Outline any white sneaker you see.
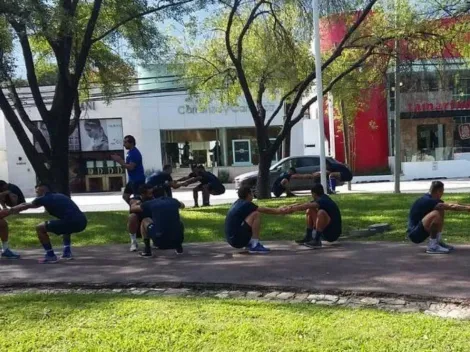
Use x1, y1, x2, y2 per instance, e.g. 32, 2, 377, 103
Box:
426, 244, 450, 254
130, 242, 138, 252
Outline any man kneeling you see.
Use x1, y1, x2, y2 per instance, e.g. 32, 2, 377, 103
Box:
225, 186, 287, 254
131, 186, 185, 257
407, 181, 470, 254
282, 184, 342, 248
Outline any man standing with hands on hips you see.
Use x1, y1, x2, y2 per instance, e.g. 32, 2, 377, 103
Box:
112, 135, 145, 204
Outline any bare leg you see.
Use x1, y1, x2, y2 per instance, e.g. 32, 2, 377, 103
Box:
140, 218, 153, 256
421, 210, 443, 240
0, 219, 19, 257
245, 211, 261, 240
127, 213, 140, 250
202, 185, 210, 206
316, 210, 331, 233
296, 209, 317, 244
0, 218, 8, 243
281, 179, 295, 197
36, 222, 56, 261
123, 193, 131, 205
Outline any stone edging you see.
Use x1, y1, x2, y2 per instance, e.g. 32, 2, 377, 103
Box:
1, 287, 470, 320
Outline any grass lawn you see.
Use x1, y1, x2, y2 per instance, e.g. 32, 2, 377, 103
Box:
6, 193, 470, 249
2, 293, 470, 351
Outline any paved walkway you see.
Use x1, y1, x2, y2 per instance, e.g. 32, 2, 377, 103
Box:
2, 241, 470, 301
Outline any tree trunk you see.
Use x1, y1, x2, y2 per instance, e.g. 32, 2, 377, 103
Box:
340, 100, 352, 191
282, 128, 291, 158
256, 150, 272, 199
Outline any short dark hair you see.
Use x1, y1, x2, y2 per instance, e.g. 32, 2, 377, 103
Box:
237, 186, 252, 200
138, 183, 153, 195
153, 186, 166, 198
35, 183, 51, 191
311, 183, 325, 196
289, 167, 297, 173
124, 135, 136, 146
163, 164, 172, 171
430, 181, 444, 194
0, 180, 6, 187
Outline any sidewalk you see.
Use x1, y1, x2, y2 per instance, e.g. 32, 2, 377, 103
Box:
2, 241, 470, 301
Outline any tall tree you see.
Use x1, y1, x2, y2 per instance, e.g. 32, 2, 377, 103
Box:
175, 0, 452, 198
0, 0, 202, 195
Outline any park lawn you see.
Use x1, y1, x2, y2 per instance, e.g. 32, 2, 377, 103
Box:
6, 193, 470, 249
1, 293, 470, 351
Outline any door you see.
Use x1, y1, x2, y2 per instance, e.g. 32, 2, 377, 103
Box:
232, 139, 252, 166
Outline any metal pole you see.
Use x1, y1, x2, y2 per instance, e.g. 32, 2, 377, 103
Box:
328, 92, 335, 158
393, 0, 401, 193
313, 0, 328, 191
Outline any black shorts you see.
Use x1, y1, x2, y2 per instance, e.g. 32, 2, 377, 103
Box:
124, 180, 145, 196
272, 185, 285, 198
321, 223, 341, 242
228, 222, 253, 249
146, 222, 184, 249
340, 170, 353, 182
209, 183, 225, 195
45, 216, 88, 235
407, 222, 429, 244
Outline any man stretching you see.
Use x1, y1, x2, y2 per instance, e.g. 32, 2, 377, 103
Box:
112, 135, 146, 204
407, 181, 469, 254
183, 167, 225, 207
127, 184, 154, 251
131, 186, 185, 257
0, 180, 26, 209
225, 186, 287, 254
313, 162, 353, 194
282, 184, 342, 248
7, 184, 87, 263
0, 210, 20, 259
272, 167, 315, 198
146, 165, 183, 198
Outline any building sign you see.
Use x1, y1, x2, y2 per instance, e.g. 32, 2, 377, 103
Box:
458, 123, 470, 140
177, 104, 276, 115
79, 118, 123, 152
406, 100, 470, 113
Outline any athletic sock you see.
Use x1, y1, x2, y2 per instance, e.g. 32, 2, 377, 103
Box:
2, 241, 9, 251
130, 233, 137, 243
437, 232, 442, 242
306, 228, 313, 239
42, 242, 55, 257
249, 239, 259, 248
63, 234, 71, 247
314, 231, 323, 241
329, 178, 337, 192
428, 238, 438, 248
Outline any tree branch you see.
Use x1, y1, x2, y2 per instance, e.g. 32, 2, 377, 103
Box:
286, 0, 378, 121
237, 0, 269, 60
73, 0, 103, 89
69, 95, 82, 135
9, 21, 50, 121
6, 82, 52, 157
265, 82, 302, 128
91, 0, 195, 44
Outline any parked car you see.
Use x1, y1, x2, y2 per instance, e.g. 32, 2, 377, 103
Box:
234, 155, 351, 196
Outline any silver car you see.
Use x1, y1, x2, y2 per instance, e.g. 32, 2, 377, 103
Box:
234, 155, 350, 196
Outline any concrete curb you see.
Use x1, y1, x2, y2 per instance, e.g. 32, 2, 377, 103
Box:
2, 285, 470, 320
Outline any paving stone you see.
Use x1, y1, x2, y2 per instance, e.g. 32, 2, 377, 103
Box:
165, 288, 191, 295
293, 293, 309, 301
264, 291, 281, 300
336, 298, 349, 305
323, 295, 339, 303
360, 297, 380, 305
380, 298, 406, 305
277, 292, 295, 300
228, 291, 246, 298
308, 294, 326, 301
316, 300, 335, 306
246, 291, 263, 299
215, 293, 229, 299
405, 302, 429, 311
397, 307, 420, 313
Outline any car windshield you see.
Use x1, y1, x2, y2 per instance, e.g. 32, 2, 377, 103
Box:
269, 159, 288, 171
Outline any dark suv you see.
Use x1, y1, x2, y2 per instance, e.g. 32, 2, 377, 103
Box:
234, 155, 350, 195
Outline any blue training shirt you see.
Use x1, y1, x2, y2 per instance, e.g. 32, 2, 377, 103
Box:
225, 199, 258, 242
407, 193, 443, 231
141, 197, 182, 234
315, 194, 342, 234
32, 193, 84, 220
126, 147, 145, 183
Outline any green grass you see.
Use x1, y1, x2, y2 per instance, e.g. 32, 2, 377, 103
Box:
7, 193, 470, 248
2, 293, 470, 351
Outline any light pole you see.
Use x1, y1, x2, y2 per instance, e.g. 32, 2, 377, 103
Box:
393, 0, 401, 193
312, 0, 328, 191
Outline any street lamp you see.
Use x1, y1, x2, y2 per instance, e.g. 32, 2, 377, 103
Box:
312, 0, 328, 191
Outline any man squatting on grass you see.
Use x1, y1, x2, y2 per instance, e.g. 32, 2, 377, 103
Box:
271, 167, 317, 198
282, 183, 342, 249
127, 184, 155, 252
225, 186, 289, 254
183, 166, 226, 207
407, 181, 470, 254
0, 180, 26, 209
0, 184, 87, 263
130, 185, 185, 257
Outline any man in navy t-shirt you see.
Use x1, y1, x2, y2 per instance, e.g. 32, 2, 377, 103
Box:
127, 183, 154, 252
225, 186, 287, 254
111, 135, 146, 204
271, 167, 316, 198
7, 184, 87, 263
0, 180, 26, 209
282, 183, 342, 249
146, 165, 184, 198
130, 186, 185, 257
407, 181, 470, 254
183, 166, 226, 207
